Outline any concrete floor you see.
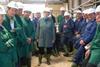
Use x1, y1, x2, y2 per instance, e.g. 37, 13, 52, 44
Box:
31, 54, 72, 67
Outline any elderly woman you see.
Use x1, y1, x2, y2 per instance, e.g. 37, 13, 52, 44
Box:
36, 7, 55, 66
0, 5, 17, 67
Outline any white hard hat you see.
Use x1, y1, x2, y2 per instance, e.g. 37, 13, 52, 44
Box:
44, 7, 50, 12
60, 7, 65, 11
64, 12, 71, 16
16, 2, 23, 9
83, 9, 88, 14
23, 6, 31, 12
95, 5, 100, 13
0, 5, 6, 14
74, 10, 82, 13
87, 8, 95, 14
7, 1, 18, 9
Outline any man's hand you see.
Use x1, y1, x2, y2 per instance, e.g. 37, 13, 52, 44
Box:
85, 50, 90, 59
52, 40, 55, 44
27, 38, 32, 44
80, 40, 85, 45
36, 39, 39, 42
76, 34, 80, 38
75, 32, 79, 35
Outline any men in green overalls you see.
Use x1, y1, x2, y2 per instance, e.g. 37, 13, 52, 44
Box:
15, 2, 28, 67
22, 7, 35, 67
49, 8, 56, 23
57, 7, 66, 52
86, 5, 100, 67
57, 7, 65, 32
0, 4, 17, 67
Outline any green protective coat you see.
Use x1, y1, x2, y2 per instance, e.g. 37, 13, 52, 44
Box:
0, 26, 17, 67
36, 17, 55, 48
14, 15, 28, 58
3, 14, 22, 39
3, 14, 23, 63
57, 15, 64, 32
21, 17, 35, 57
89, 22, 100, 65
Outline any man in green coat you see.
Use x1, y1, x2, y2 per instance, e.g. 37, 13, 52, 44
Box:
86, 5, 100, 67
22, 7, 35, 67
15, 2, 29, 67
3, 1, 22, 67
57, 7, 65, 32
0, 4, 17, 67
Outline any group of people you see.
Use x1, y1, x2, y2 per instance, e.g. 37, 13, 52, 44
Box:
0, 1, 56, 67
57, 6, 100, 67
0, 1, 36, 67
0, 1, 100, 67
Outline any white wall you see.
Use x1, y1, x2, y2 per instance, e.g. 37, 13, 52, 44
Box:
0, 0, 9, 4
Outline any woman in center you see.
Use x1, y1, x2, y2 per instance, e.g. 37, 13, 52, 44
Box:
36, 7, 55, 66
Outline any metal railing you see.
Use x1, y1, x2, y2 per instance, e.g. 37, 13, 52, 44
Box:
70, 0, 100, 11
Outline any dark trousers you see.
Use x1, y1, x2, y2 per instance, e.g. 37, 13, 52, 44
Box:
53, 33, 61, 55
38, 47, 52, 65
61, 36, 73, 53
38, 47, 53, 55
18, 55, 31, 67
73, 42, 85, 65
